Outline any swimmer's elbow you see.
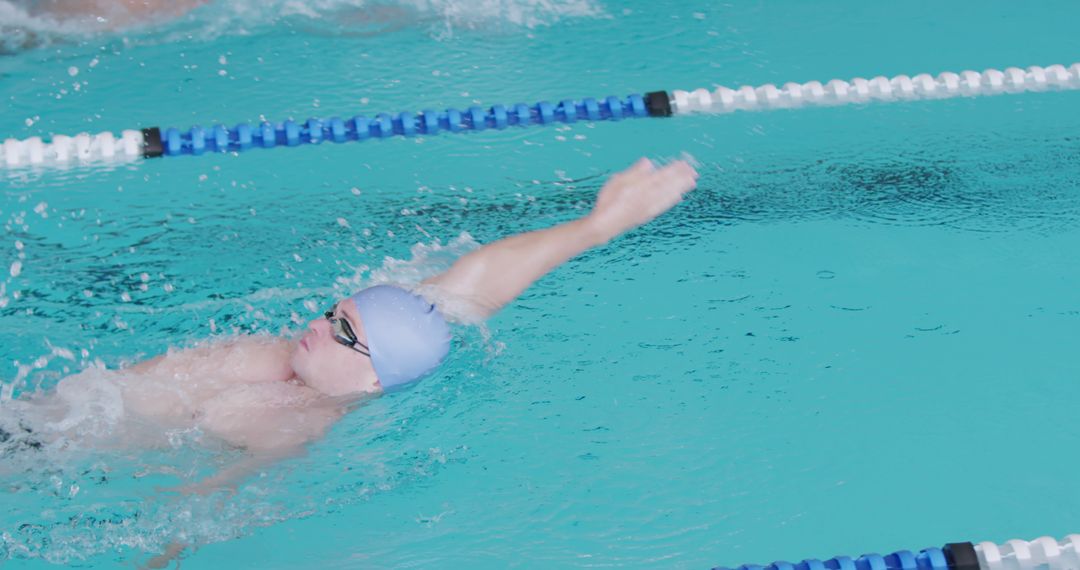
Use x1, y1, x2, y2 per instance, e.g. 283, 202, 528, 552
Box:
416, 281, 500, 324
422, 259, 497, 319
421, 248, 545, 319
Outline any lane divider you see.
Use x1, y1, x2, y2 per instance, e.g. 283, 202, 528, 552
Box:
712, 535, 1080, 570
2, 63, 1077, 169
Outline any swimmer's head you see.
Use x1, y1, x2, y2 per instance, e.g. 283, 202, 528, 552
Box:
291, 285, 451, 396
291, 297, 380, 397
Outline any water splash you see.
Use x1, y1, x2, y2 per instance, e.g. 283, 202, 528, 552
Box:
0, 1, 95, 54
364, 231, 478, 286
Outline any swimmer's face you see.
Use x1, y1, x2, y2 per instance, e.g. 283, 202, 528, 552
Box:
290, 299, 381, 397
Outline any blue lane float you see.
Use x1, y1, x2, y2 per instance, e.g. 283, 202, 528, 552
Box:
712, 535, 1080, 570
141, 93, 659, 159
715, 546, 949, 570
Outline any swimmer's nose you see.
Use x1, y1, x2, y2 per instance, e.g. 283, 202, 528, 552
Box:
307, 318, 328, 336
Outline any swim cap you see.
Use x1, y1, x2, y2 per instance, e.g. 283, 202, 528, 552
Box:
349, 285, 451, 389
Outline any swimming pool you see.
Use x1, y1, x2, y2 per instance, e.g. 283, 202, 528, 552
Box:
2, 0, 1080, 567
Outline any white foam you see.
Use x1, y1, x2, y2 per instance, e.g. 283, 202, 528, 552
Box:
0, 1, 95, 53
365, 231, 480, 287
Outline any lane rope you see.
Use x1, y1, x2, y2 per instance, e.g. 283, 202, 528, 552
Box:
712, 535, 1080, 570
2, 63, 1077, 169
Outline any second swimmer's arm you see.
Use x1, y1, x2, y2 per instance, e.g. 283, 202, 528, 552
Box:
422, 158, 698, 319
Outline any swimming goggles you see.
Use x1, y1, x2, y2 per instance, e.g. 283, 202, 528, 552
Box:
325, 304, 371, 357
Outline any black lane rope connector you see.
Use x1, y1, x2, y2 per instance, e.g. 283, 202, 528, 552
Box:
141, 127, 163, 158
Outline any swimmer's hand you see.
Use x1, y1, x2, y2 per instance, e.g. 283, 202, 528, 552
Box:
585, 158, 699, 243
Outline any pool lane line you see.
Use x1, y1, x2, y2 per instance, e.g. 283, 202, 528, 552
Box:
711, 535, 1080, 570
2, 62, 1077, 169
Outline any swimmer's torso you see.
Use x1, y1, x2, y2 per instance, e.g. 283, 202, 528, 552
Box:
49, 336, 342, 451
116, 336, 296, 422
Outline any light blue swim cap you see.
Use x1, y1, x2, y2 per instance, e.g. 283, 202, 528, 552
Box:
348, 285, 450, 390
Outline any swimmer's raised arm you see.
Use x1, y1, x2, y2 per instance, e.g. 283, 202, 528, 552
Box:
422, 158, 698, 319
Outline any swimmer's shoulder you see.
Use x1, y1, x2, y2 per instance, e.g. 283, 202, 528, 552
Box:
216, 335, 295, 383
124, 334, 295, 383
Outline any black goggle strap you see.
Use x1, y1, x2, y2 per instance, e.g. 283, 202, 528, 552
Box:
325, 308, 371, 356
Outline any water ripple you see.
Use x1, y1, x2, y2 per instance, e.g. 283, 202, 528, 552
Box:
682, 134, 1080, 235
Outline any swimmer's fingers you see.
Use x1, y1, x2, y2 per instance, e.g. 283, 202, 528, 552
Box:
654, 160, 699, 195
603, 159, 696, 202
156, 480, 237, 497
154, 483, 200, 496
627, 157, 657, 176
640, 160, 699, 214
154, 484, 182, 496
602, 157, 657, 191
141, 541, 190, 570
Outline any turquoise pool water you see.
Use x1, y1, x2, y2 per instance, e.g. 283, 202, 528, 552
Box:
2, 0, 1080, 567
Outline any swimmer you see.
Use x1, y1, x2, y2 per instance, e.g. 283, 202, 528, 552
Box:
27, 0, 209, 28
1, 0, 210, 53
5, 0, 423, 53
3, 158, 698, 493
